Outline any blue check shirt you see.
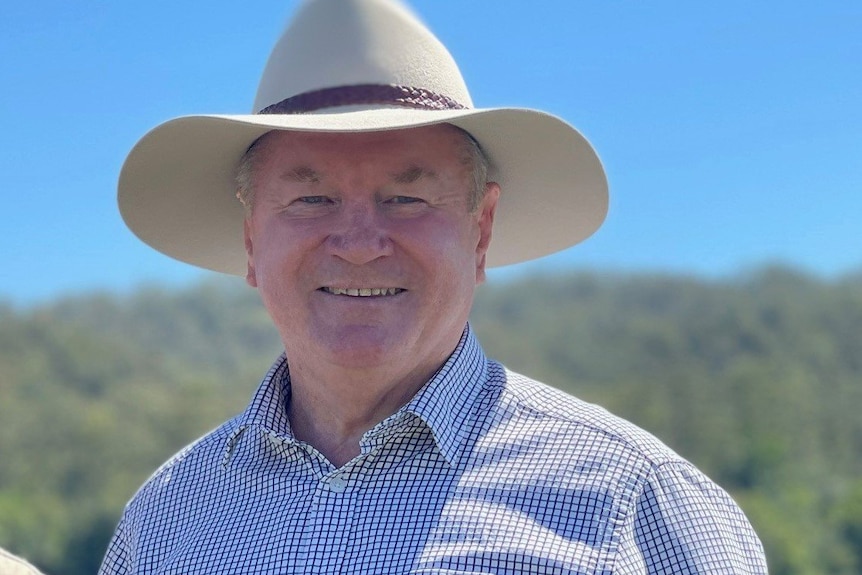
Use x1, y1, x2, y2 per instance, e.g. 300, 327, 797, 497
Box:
99, 326, 767, 574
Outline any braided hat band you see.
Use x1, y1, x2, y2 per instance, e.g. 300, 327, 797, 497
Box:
258, 84, 469, 114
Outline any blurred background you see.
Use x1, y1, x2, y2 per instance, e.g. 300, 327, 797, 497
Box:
1, 1, 860, 573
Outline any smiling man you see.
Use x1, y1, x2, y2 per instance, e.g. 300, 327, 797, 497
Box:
239, 127, 498, 467
100, 0, 767, 573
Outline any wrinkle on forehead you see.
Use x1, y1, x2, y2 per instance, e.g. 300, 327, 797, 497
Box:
275, 163, 442, 190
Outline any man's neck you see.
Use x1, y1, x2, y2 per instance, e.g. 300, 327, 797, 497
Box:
285, 360, 442, 468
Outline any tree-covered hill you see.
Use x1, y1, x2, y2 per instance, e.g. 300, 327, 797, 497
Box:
1, 266, 861, 574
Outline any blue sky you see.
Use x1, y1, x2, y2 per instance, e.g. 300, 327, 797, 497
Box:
1, 1, 859, 305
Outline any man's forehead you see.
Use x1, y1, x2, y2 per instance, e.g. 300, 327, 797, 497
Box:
251, 124, 470, 175
279, 163, 437, 185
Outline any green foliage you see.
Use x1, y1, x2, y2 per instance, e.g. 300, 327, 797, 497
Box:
1, 267, 861, 574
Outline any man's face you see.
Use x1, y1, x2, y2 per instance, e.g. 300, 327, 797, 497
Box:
243, 125, 498, 380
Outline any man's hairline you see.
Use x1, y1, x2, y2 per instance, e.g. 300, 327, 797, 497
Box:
234, 124, 491, 215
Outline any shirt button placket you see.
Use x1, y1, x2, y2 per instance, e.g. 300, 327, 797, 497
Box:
307, 470, 354, 574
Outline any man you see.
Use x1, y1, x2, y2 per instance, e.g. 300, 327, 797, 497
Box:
101, 0, 767, 573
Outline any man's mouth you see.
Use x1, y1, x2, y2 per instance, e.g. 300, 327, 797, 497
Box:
320, 287, 405, 297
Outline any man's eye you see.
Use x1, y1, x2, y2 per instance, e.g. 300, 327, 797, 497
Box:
388, 196, 422, 204
298, 196, 331, 204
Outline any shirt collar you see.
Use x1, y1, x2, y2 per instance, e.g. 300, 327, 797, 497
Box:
226, 324, 490, 467
231, 353, 293, 437
398, 324, 489, 466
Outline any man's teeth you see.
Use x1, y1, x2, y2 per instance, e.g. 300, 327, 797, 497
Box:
324, 287, 403, 297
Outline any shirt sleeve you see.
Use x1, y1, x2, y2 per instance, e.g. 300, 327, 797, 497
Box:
615, 460, 768, 574
97, 516, 131, 575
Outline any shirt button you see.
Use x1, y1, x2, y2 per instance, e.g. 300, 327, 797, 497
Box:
326, 475, 347, 493
267, 432, 282, 446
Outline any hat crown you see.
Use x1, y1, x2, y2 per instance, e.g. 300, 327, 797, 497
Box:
253, 0, 474, 113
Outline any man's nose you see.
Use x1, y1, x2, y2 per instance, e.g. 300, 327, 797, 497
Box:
325, 201, 394, 264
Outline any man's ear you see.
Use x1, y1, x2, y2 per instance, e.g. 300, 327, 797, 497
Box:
475, 182, 500, 284
244, 218, 258, 288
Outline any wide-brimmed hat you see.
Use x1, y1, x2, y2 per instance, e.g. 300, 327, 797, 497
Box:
119, 0, 608, 274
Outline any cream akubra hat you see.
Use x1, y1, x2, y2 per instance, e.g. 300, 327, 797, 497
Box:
118, 0, 608, 274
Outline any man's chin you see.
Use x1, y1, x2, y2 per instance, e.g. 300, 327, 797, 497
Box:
311, 327, 407, 368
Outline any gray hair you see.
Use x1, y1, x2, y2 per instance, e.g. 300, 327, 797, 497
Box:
235, 126, 490, 214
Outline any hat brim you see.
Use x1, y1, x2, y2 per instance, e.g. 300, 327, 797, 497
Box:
118, 107, 608, 274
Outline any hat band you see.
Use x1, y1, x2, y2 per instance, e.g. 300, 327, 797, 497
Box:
257, 84, 469, 114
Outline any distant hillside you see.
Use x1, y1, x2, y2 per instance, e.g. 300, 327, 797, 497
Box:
1, 266, 861, 575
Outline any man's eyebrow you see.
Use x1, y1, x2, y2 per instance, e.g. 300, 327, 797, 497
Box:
391, 165, 436, 184
281, 166, 321, 183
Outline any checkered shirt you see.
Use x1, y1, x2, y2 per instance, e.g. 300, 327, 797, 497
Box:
99, 326, 767, 574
